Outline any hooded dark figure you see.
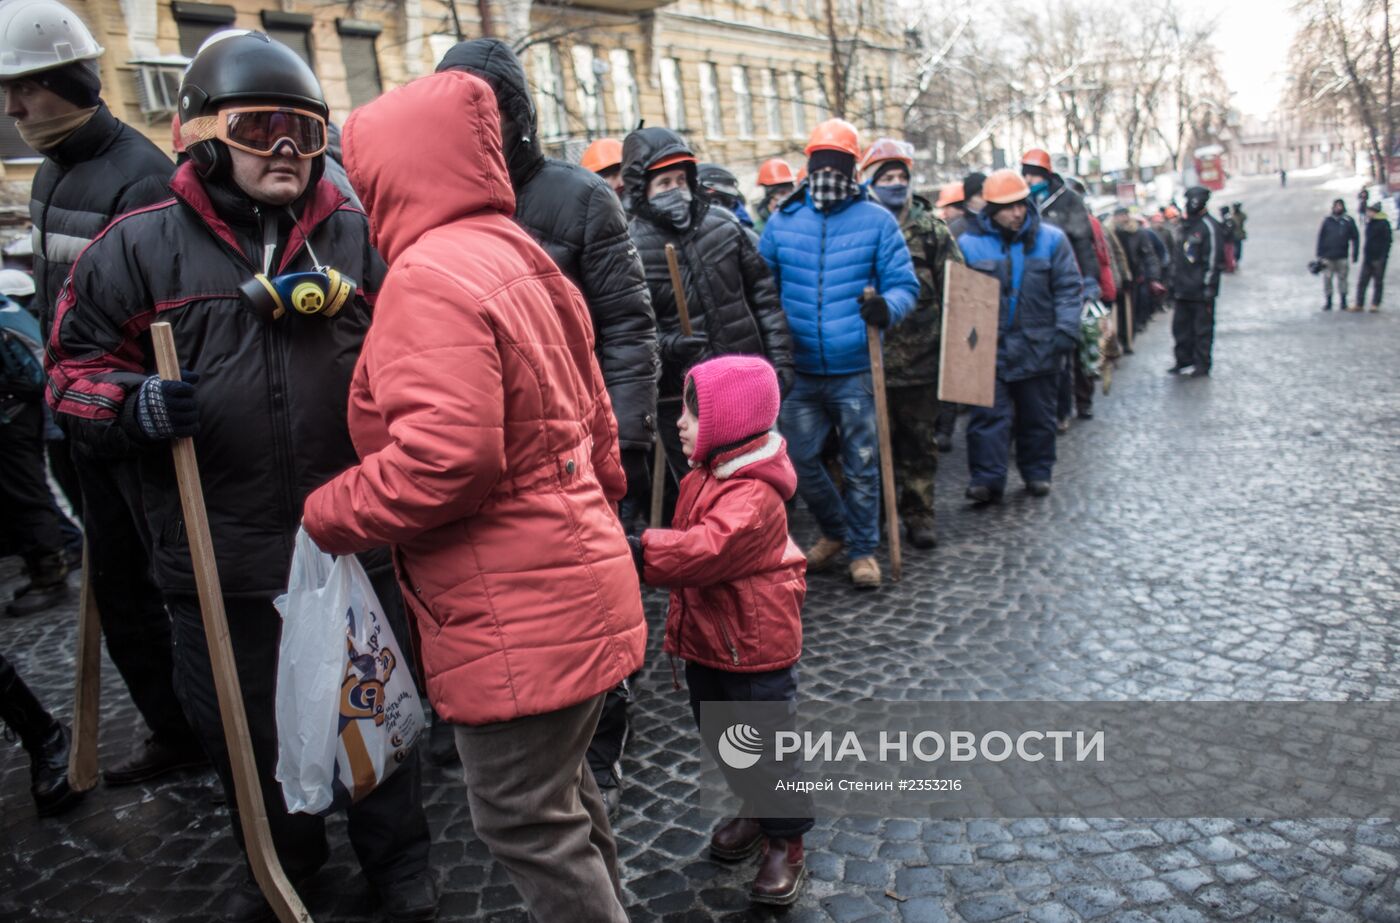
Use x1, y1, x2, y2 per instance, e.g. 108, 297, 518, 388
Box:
622, 128, 793, 481
1167, 186, 1226, 376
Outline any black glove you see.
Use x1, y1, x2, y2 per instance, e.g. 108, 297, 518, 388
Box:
668, 332, 709, 365
776, 365, 796, 399
1054, 331, 1079, 357
627, 534, 646, 582
130, 372, 199, 441
859, 291, 891, 328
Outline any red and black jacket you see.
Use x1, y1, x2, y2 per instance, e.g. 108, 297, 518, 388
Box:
47, 162, 385, 598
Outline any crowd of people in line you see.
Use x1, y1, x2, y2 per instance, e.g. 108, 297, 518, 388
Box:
0, 4, 1250, 920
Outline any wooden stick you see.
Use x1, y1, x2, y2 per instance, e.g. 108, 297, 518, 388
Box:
150, 323, 311, 923
650, 244, 696, 527
67, 541, 100, 792
864, 288, 901, 582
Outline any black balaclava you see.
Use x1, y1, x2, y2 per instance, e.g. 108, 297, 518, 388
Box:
962, 171, 986, 209
1184, 186, 1210, 217
869, 160, 909, 214
34, 60, 102, 108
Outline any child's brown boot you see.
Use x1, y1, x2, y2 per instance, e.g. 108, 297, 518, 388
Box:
750, 835, 806, 906
709, 817, 763, 861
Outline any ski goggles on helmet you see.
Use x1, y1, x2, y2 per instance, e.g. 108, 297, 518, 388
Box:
181, 106, 327, 159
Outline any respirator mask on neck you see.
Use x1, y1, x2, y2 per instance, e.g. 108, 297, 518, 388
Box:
238, 207, 358, 321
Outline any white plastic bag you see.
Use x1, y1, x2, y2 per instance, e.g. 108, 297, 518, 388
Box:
274, 527, 423, 815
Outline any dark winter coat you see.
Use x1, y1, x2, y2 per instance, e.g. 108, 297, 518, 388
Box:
47, 164, 385, 598
437, 38, 658, 451
1036, 174, 1101, 299
28, 104, 173, 335
1364, 215, 1393, 263
884, 194, 964, 387
622, 128, 792, 399
1169, 212, 1226, 302
1317, 213, 1360, 261
1114, 224, 1162, 285
956, 204, 1083, 382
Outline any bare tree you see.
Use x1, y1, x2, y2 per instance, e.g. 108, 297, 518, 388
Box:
1289, 0, 1397, 182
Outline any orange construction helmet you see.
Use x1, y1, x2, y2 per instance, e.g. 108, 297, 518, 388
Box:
648, 151, 698, 172
805, 118, 862, 158
859, 138, 915, 178
982, 169, 1031, 205
935, 181, 965, 208
581, 138, 623, 174
757, 158, 796, 187
1021, 148, 1053, 172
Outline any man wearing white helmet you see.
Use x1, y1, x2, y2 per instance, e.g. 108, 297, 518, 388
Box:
1, 0, 206, 785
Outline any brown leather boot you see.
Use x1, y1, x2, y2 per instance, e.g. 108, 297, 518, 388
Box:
750, 836, 806, 906
709, 816, 763, 861
804, 537, 844, 573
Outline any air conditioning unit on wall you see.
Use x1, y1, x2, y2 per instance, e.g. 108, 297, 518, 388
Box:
130, 58, 190, 118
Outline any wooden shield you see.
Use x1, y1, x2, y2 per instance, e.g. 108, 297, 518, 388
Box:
938, 261, 1001, 408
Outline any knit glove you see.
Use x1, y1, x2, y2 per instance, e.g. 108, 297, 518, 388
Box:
1054, 331, 1079, 357
131, 373, 199, 441
859, 291, 891, 328
667, 332, 709, 365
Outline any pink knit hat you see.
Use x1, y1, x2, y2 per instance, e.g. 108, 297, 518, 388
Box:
684, 355, 781, 462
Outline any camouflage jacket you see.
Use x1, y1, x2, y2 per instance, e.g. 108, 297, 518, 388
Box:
884, 194, 964, 388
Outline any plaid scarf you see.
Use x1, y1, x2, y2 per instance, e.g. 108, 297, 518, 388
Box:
809, 170, 855, 212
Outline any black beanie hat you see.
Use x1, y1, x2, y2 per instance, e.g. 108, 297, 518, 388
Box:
962, 171, 986, 198
871, 160, 908, 185
807, 148, 856, 179
34, 60, 102, 109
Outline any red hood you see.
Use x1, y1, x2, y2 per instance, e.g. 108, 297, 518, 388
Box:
708, 433, 797, 500
342, 70, 515, 265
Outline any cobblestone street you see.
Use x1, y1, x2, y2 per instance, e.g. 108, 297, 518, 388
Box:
4, 168, 1400, 922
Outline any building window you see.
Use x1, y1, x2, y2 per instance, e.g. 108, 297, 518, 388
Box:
731, 66, 754, 140
260, 11, 314, 69
660, 57, 688, 130
337, 20, 383, 109
699, 62, 723, 139
788, 72, 807, 139
532, 44, 568, 141
571, 44, 605, 136
170, 1, 236, 57
610, 49, 639, 133
761, 68, 783, 139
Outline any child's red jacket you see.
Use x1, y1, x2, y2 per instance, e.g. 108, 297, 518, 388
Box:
642, 432, 806, 672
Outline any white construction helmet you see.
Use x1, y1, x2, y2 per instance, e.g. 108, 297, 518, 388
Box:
0, 268, 36, 298
0, 0, 104, 79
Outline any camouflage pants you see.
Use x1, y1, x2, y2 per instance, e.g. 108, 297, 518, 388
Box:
887, 384, 940, 527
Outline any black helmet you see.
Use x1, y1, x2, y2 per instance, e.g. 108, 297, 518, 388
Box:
179, 32, 326, 178
697, 163, 742, 201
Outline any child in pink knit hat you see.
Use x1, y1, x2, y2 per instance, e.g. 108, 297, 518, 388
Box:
630, 354, 813, 906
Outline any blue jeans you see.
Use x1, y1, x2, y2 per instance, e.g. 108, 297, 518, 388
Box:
780, 371, 880, 558
966, 372, 1058, 491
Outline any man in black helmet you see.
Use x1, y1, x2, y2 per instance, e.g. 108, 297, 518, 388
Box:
47, 33, 434, 923
1, 0, 209, 784
436, 37, 658, 818
1167, 185, 1226, 377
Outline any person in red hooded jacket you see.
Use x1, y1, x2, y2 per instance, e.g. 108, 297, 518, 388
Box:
632, 354, 813, 907
301, 69, 645, 922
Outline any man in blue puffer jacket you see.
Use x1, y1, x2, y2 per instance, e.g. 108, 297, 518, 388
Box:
760, 119, 919, 589
956, 169, 1082, 503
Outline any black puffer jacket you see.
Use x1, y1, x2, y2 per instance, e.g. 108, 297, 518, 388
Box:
47, 163, 386, 597
1169, 212, 1226, 302
622, 128, 792, 399
1037, 175, 1101, 299
437, 39, 658, 451
28, 104, 174, 335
